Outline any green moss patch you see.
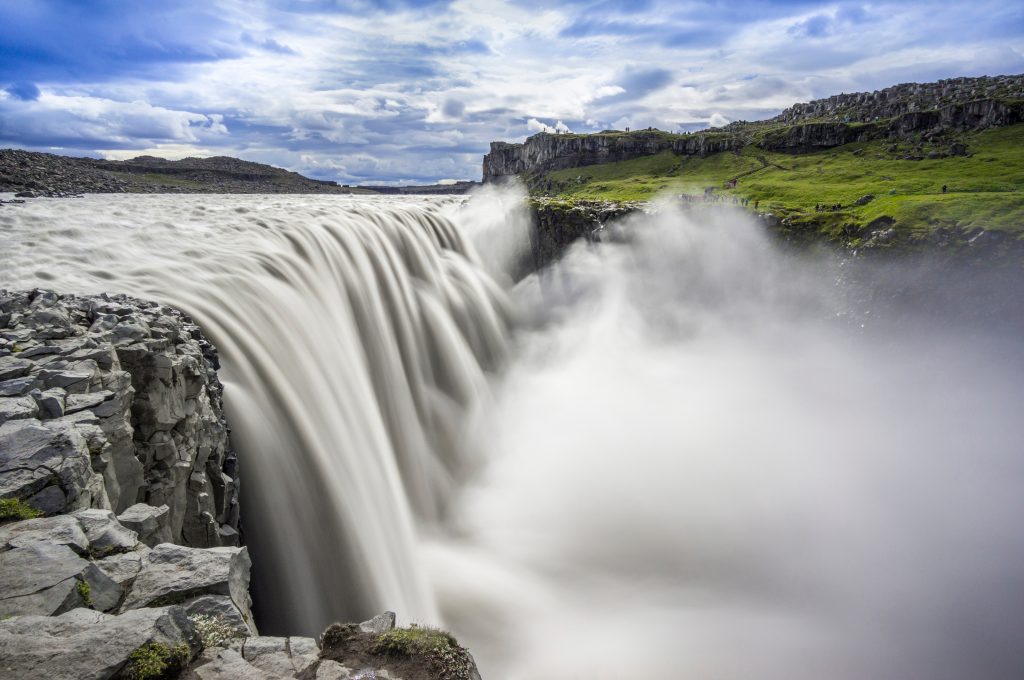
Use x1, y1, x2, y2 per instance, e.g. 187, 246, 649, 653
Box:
371, 626, 475, 680
123, 642, 190, 680
0, 498, 43, 524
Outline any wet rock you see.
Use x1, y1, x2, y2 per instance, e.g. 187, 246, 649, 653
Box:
854, 194, 875, 206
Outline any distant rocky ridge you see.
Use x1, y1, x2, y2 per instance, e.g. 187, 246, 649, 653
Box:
483, 74, 1024, 180
0, 149, 478, 198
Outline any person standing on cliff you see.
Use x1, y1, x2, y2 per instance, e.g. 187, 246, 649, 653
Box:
942, 184, 948, 193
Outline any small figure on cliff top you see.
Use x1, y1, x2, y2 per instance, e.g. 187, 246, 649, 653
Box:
942, 184, 948, 193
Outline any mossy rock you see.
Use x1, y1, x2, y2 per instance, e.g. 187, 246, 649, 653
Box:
121, 642, 190, 680
0, 498, 43, 524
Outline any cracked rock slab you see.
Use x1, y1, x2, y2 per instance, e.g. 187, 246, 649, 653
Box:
0, 605, 199, 680
121, 543, 252, 621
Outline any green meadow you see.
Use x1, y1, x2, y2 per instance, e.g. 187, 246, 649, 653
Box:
533, 123, 1024, 244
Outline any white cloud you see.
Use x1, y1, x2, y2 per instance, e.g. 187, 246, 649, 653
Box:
0, 92, 227, 146
708, 112, 730, 127
526, 118, 572, 134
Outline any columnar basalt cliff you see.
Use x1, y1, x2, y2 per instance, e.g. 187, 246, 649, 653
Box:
0, 290, 239, 546
482, 74, 1024, 181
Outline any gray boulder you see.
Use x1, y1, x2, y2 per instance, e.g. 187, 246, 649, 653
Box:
0, 514, 89, 554
0, 605, 199, 680
117, 502, 173, 547
238, 636, 319, 677
94, 548, 149, 587
359, 611, 396, 635
184, 594, 257, 636
73, 508, 139, 555
0, 395, 39, 424
183, 647, 279, 679
0, 418, 108, 515
121, 543, 253, 623
0, 542, 120, 617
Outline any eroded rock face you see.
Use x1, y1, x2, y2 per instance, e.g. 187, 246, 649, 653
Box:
0, 289, 239, 547
482, 130, 741, 180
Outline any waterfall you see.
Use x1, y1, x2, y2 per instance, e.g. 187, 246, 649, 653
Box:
6, 192, 1024, 679
0, 193, 514, 634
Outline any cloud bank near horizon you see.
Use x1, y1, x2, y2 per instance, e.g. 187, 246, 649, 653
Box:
1, 0, 1021, 184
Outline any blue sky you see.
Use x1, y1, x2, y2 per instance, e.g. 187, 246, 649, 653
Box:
1, 1, 1022, 184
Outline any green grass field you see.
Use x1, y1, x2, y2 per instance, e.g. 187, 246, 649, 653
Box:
534, 123, 1024, 244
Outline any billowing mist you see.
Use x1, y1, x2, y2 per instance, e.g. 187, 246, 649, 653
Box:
432, 203, 1024, 680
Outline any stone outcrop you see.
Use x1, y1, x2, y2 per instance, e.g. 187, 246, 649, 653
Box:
757, 121, 879, 151
0, 289, 240, 547
526, 198, 641, 273
774, 74, 1024, 126
483, 130, 742, 181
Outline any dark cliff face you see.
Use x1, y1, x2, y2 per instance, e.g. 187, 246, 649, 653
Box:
482, 131, 742, 181
775, 74, 1024, 125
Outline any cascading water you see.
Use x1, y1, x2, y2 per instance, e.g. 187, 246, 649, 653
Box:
0, 193, 515, 634
3, 191, 1023, 679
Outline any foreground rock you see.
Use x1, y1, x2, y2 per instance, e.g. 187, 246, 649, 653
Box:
0, 289, 240, 547
0, 606, 200, 680
182, 612, 481, 680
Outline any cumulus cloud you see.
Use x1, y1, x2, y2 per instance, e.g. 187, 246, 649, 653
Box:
708, 112, 730, 127
0, 92, 228, 148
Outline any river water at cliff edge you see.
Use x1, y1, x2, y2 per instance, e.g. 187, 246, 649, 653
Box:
2, 192, 1023, 679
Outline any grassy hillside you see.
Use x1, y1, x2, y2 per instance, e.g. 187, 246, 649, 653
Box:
533, 123, 1024, 246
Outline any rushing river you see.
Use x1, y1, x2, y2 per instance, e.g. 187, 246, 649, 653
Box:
1, 191, 1022, 679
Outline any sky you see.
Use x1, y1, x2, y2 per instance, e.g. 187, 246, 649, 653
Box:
1, 1, 1022, 185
